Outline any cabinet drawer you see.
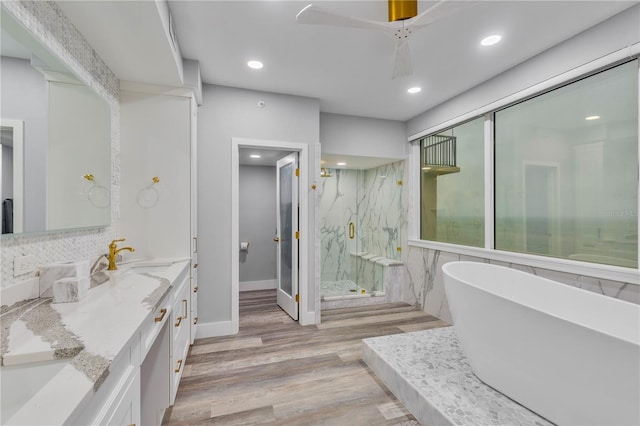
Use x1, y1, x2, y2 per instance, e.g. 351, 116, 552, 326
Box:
171, 284, 190, 347
141, 297, 171, 361
104, 369, 140, 426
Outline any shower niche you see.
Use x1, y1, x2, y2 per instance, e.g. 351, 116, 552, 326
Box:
320, 156, 405, 306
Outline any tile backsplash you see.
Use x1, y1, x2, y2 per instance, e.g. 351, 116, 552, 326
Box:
1, 1, 119, 289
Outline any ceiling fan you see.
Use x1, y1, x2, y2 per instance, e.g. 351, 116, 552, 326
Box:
296, 0, 454, 79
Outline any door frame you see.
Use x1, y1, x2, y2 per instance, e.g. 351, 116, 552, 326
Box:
231, 137, 317, 327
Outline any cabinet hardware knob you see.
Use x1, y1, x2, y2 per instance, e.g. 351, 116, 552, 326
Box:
175, 359, 183, 373
154, 308, 167, 323
274, 237, 280, 242
193, 286, 198, 293
175, 316, 182, 327
193, 263, 198, 269
193, 317, 198, 325
311, 183, 317, 190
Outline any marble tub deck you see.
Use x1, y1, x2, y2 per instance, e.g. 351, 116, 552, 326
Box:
362, 327, 552, 426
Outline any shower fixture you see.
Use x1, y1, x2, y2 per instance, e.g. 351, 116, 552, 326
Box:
320, 167, 332, 178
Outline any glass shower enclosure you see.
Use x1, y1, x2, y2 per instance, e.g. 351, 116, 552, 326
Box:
320, 159, 404, 300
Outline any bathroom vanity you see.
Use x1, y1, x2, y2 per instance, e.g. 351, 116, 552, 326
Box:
1, 259, 193, 425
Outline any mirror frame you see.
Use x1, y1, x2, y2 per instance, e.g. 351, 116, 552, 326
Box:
1, 119, 24, 233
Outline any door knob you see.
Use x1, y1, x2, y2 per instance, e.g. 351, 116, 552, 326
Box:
274, 237, 280, 242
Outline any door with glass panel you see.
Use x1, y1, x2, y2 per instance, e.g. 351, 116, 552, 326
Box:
275, 152, 299, 320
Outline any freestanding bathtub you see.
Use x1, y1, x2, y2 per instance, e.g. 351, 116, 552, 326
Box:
442, 261, 639, 426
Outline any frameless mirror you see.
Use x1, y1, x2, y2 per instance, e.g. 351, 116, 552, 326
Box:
1, 5, 111, 235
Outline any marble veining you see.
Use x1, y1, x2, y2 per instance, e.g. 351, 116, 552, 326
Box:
1, 260, 189, 425
52, 277, 90, 304
404, 246, 639, 324
363, 327, 553, 426
321, 161, 407, 301
1, 298, 84, 366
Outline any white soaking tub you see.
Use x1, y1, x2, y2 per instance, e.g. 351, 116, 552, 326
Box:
442, 261, 639, 426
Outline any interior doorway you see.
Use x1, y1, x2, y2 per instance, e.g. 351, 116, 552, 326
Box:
231, 138, 315, 329
523, 162, 560, 256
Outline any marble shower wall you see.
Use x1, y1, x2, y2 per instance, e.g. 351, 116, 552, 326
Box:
320, 160, 407, 284
404, 246, 640, 324
360, 161, 405, 260
1, 2, 119, 289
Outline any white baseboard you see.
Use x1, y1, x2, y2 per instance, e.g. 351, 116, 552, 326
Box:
240, 279, 277, 292
299, 310, 317, 326
195, 320, 238, 339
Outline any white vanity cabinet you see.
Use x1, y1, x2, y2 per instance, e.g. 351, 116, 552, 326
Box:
170, 272, 191, 404
104, 370, 141, 426
70, 326, 143, 426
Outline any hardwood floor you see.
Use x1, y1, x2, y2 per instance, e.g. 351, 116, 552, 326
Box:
163, 290, 448, 425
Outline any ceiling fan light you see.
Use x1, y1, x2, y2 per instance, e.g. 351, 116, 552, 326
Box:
388, 0, 417, 22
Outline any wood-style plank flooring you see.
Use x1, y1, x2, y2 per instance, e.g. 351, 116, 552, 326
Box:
163, 290, 448, 425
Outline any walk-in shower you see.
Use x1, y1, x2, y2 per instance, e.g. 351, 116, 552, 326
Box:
320, 156, 405, 303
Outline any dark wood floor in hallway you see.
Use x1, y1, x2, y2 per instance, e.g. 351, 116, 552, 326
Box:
163, 290, 449, 425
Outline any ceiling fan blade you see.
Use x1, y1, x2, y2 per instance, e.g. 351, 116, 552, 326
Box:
392, 39, 412, 79
296, 4, 392, 31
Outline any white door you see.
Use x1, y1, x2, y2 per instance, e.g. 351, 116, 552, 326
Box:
275, 152, 299, 320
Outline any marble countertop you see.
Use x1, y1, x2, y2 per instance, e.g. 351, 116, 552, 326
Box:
0, 258, 190, 425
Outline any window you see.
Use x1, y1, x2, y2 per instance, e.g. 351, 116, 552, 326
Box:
494, 61, 638, 268
420, 117, 484, 247
416, 60, 639, 271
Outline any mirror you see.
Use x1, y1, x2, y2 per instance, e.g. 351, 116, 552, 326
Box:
1, 5, 111, 235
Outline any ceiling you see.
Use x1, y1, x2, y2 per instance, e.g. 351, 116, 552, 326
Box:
57, 1, 637, 122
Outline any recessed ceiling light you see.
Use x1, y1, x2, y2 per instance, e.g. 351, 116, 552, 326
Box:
250, 154, 261, 158
408, 87, 422, 94
481, 34, 501, 46
585, 115, 600, 121
247, 60, 263, 69
337, 162, 347, 166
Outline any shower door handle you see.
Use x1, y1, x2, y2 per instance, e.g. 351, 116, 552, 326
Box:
349, 222, 355, 239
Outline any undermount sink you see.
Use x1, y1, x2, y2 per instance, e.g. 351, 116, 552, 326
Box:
0, 359, 69, 423
128, 264, 172, 275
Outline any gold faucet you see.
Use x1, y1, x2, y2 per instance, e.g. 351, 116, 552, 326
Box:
107, 238, 135, 270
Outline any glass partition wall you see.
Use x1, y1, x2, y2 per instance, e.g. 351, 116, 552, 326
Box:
320, 159, 403, 300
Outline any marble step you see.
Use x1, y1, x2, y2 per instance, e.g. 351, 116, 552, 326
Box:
362, 327, 553, 426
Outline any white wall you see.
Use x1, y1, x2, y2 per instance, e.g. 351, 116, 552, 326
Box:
407, 4, 640, 137
320, 112, 407, 158
0, 57, 47, 232
198, 84, 319, 326
120, 91, 191, 259
239, 165, 277, 285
